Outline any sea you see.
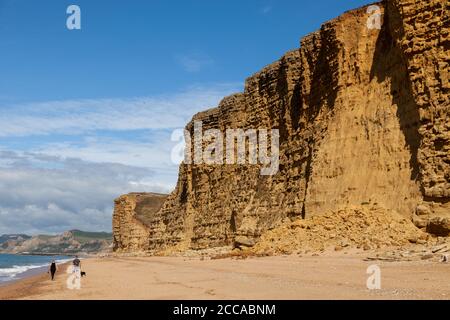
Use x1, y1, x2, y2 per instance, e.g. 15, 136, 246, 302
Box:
0, 254, 72, 284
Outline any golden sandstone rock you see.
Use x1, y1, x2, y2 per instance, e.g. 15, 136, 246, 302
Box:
113, 0, 449, 254
112, 193, 167, 253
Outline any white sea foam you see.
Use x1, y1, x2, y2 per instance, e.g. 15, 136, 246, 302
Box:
0, 264, 46, 280
0, 258, 72, 281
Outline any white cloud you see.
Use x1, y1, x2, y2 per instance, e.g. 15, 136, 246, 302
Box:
175, 53, 215, 73
0, 84, 241, 234
0, 151, 168, 235
261, 6, 272, 15
32, 134, 179, 188
0, 84, 238, 137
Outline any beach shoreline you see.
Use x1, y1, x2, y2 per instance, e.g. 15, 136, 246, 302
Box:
0, 254, 75, 287
0, 252, 449, 300
0, 265, 48, 287
0, 261, 71, 299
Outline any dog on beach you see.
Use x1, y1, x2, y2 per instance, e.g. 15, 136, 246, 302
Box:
81, 271, 86, 277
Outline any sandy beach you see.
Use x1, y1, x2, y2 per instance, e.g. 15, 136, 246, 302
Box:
0, 252, 449, 300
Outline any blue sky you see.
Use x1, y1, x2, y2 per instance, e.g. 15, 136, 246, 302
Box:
0, 0, 371, 234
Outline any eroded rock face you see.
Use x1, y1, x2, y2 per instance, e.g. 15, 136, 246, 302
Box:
113, 0, 449, 253
387, 0, 449, 199
427, 217, 450, 237
112, 193, 167, 252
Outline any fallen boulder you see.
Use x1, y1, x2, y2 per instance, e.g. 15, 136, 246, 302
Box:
426, 217, 450, 237
234, 236, 256, 249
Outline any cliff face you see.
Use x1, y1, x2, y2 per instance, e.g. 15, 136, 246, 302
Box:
113, 0, 449, 253
387, 0, 449, 201
113, 193, 168, 252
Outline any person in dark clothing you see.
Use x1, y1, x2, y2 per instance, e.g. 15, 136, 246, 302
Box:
73, 256, 81, 268
48, 260, 57, 280
72, 256, 81, 276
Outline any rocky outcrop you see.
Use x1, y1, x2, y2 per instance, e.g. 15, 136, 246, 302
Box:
112, 193, 168, 252
113, 0, 449, 253
251, 205, 428, 254
0, 234, 31, 245
387, 0, 449, 199
386, 0, 450, 233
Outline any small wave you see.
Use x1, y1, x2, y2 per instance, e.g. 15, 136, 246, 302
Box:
55, 258, 72, 264
0, 264, 45, 280
0, 259, 71, 282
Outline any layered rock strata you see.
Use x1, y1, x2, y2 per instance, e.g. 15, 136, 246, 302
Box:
113, 0, 449, 253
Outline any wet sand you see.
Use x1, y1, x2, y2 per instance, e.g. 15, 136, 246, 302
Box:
0, 253, 449, 300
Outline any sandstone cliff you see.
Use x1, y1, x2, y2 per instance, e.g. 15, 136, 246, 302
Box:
113, 0, 449, 253
113, 193, 168, 253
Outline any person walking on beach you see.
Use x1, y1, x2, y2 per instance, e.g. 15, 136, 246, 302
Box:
72, 255, 81, 278
67, 255, 82, 290
48, 260, 57, 280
